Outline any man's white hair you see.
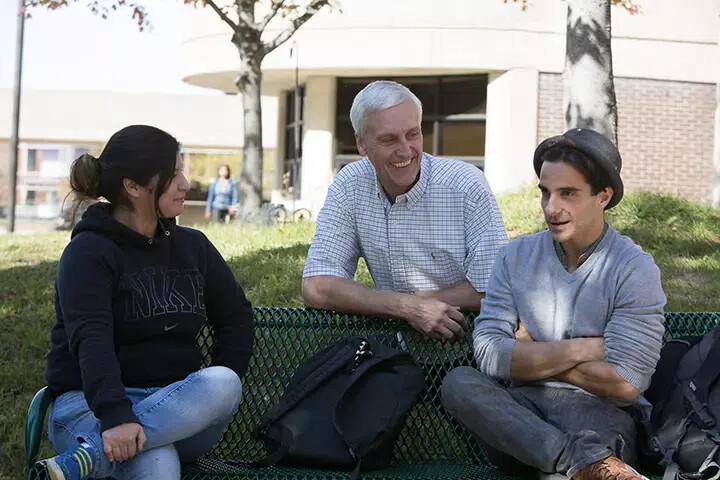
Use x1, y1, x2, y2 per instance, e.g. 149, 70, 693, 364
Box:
350, 80, 423, 138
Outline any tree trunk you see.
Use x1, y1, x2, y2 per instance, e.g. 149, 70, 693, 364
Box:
236, 55, 264, 220
563, 0, 618, 145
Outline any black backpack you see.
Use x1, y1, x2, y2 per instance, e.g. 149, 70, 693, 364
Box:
249, 336, 426, 479
643, 326, 720, 480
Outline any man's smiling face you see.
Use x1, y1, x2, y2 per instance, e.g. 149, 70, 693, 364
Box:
355, 100, 423, 198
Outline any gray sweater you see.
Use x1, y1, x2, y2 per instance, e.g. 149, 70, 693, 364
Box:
473, 226, 666, 394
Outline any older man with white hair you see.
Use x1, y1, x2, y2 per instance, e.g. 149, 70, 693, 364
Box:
302, 80, 507, 341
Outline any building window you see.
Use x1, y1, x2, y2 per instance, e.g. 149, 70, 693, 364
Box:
335, 75, 488, 170
26, 190, 36, 205
27, 149, 38, 172
283, 85, 305, 196
74, 147, 91, 159
182, 149, 243, 200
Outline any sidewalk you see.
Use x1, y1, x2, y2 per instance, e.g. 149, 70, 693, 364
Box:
0, 219, 60, 235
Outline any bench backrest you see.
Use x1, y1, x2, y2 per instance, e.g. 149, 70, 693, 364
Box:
198, 309, 720, 466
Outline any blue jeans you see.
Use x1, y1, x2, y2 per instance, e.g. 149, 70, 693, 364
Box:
442, 367, 637, 477
48, 366, 243, 480
211, 209, 230, 223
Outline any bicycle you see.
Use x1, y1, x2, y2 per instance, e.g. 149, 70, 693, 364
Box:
263, 203, 312, 224
231, 203, 312, 225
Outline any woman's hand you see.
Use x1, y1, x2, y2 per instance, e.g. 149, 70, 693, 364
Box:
102, 422, 147, 463
205, 211, 211, 220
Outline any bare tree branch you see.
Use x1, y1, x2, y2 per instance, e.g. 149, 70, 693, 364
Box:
264, 0, 330, 53
258, 0, 287, 31
203, 0, 240, 32
503, 0, 641, 14
26, 0, 151, 29
235, 0, 259, 30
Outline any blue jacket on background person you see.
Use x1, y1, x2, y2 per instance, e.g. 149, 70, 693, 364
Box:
205, 164, 239, 222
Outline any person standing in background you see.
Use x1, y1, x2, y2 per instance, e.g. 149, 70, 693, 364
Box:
205, 164, 239, 223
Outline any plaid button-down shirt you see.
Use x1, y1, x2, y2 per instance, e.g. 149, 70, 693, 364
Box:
303, 153, 508, 293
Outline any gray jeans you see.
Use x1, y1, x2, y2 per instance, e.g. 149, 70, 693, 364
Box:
442, 366, 637, 477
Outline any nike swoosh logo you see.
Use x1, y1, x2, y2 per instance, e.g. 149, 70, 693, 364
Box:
164, 323, 179, 331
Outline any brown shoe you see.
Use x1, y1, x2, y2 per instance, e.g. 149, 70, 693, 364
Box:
574, 456, 648, 480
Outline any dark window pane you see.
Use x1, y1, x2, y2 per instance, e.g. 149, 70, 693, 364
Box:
335, 75, 488, 159
285, 127, 296, 160
298, 124, 303, 157
440, 76, 488, 116
27, 149, 37, 171
336, 79, 368, 118
335, 120, 357, 155
283, 84, 306, 194
440, 121, 486, 157
283, 159, 301, 193
26, 190, 35, 205
298, 85, 306, 120
285, 90, 295, 124
399, 77, 438, 117
422, 121, 434, 154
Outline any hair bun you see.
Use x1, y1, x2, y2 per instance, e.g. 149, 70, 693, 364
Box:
69, 153, 102, 199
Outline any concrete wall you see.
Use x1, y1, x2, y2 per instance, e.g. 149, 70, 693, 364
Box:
178, 0, 719, 208
181, 0, 718, 93
0, 89, 277, 149
484, 69, 539, 195
299, 76, 336, 214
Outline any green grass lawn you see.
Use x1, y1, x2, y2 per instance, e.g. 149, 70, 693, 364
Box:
1, 190, 719, 479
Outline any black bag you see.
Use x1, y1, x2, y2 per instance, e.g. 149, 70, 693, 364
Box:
643, 326, 720, 480
250, 336, 425, 479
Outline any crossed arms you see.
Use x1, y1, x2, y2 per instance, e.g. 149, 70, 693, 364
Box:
510, 324, 642, 403
474, 248, 666, 405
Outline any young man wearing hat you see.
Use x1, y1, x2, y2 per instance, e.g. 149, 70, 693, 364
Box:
441, 128, 667, 480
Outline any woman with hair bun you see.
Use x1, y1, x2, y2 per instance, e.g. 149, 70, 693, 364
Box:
36, 125, 254, 480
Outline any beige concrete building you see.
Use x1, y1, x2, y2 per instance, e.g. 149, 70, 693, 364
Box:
0, 89, 277, 219
181, 0, 719, 214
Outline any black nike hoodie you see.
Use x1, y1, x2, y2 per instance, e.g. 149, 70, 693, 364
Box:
45, 203, 254, 432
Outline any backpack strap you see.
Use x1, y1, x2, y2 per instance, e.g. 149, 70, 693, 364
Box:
226, 424, 294, 469
248, 338, 368, 470
647, 337, 702, 408
696, 445, 720, 480
662, 462, 681, 480
685, 328, 720, 433
659, 417, 691, 466
333, 344, 423, 478
254, 339, 360, 435
348, 457, 362, 480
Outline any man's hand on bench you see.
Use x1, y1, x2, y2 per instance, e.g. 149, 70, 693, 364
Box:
302, 276, 469, 342
404, 296, 468, 342
102, 422, 147, 463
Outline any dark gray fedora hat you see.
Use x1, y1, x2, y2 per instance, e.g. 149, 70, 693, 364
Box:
533, 128, 624, 209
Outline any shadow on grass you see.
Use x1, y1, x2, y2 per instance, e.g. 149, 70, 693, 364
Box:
0, 261, 59, 479
608, 192, 720, 311
225, 243, 311, 308
4, 192, 719, 479
0, 243, 313, 479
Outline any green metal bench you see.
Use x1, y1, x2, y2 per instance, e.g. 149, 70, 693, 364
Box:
25, 308, 720, 480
